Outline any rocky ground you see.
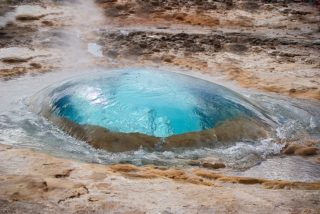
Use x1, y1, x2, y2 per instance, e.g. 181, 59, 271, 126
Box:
0, 0, 320, 213
96, 0, 320, 100
1, 144, 320, 214
1, 0, 320, 99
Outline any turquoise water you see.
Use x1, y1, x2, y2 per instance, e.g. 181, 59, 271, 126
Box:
50, 69, 262, 137
1, 68, 320, 176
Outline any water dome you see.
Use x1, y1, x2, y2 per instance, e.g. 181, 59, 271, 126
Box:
36, 69, 273, 152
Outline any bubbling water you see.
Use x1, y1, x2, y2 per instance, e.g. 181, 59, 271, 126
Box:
33, 69, 276, 152
1, 68, 320, 179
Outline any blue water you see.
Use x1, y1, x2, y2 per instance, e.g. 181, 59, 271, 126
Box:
50, 69, 262, 137
2, 67, 320, 176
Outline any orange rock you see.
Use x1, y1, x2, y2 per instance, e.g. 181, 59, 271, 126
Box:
282, 144, 319, 156
282, 144, 301, 155
110, 164, 139, 172
194, 169, 320, 190
294, 147, 319, 156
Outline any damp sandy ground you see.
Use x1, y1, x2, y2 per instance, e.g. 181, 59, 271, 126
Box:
0, 0, 320, 213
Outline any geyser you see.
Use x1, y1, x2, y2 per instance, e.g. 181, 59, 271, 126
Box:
36, 69, 273, 152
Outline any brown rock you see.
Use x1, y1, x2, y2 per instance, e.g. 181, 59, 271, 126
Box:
163, 56, 173, 63
188, 160, 202, 166
201, 162, 226, 170
282, 144, 301, 155
282, 144, 319, 156
294, 147, 319, 156
1, 57, 32, 63
195, 169, 320, 190
16, 14, 45, 21
54, 169, 73, 178
110, 164, 139, 172
30, 62, 42, 69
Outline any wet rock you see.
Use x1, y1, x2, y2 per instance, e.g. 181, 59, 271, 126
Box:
188, 160, 202, 166
283, 144, 303, 155
282, 144, 319, 156
60, 119, 160, 152
0, 47, 37, 62
16, 14, 45, 21
162, 55, 174, 63
30, 62, 42, 69
165, 118, 269, 149
15, 5, 48, 22
212, 118, 269, 142
188, 158, 226, 169
1, 57, 32, 63
201, 162, 226, 170
295, 147, 319, 156
195, 169, 320, 190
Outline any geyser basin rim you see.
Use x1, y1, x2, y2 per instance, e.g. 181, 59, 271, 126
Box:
31, 68, 275, 152
1, 68, 318, 171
